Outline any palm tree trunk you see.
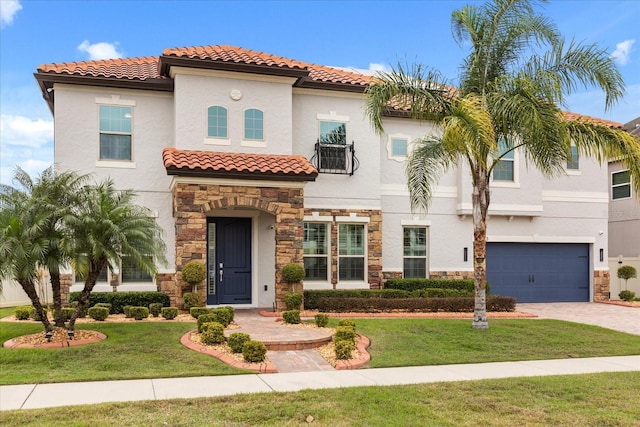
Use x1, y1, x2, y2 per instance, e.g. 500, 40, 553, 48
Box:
19, 278, 53, 332
68, 260, 106, 330
50, 272, 65, 327
472, 171, 490, 330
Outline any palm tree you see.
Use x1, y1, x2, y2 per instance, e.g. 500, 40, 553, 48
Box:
365, 0, 640, 329
65, 180, 167, 330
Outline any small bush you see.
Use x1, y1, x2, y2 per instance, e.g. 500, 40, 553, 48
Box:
284, 292, 303, 310
334, 340, 355, 360
149, 302, 163, 317
88, 306, 109, 321
129, 306, 149, 320
200, 322, 225, 344
221, 306, 235, 322
69, 301, 88, 318
183, 292, 205, 311
190, 307, 210, 319
281, 263, 305, 284
15, 306, 31, 320
617, 265, 637, 281
314, 313, 329, 327
619, 290, 636, 302
337, 318, 356, 331
123, 305, 132, 318
243, 340, 267, 363
282, 310, 301, 324
161, 307, 178, 320
94, 303, 112, 314
182, 261, 206, 286
334, 326, 357, 344
212, 307, 232, 327
61, 307, 75, 322
228, 333, 251, 353
29, 307, 43, 321
198, 313, 219, 333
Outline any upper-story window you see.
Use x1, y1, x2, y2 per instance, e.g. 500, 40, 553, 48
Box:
303, 222, 329, 281
207, 106, 228, 138
244, 109, 264, 140
392, 138, 408, 157
493, 138, 514, 181
403, 227, 428, 278
319, 121, 346, 145
567, 146, 579, 170
612, 170, 631, 200
99, 106, 132, 161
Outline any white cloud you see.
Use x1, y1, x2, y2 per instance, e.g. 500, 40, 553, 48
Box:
369, 63, 391, 73
77, 40, 123, 60
1, 114, 53, 148
0, 0, 21, 27
611, 39, 635, 65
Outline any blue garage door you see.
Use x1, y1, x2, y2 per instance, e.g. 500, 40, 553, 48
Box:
486, 243, 589, 303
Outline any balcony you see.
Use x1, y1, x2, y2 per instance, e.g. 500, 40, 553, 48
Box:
311, 140, 360, 175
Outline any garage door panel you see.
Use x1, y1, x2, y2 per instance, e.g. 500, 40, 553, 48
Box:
487, 243, 589, 303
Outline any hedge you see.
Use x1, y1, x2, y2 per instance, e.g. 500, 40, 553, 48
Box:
303, 288, 474, 309
69, 292, 169, 314
384, 278, 491, 294
315, 296, 515, 313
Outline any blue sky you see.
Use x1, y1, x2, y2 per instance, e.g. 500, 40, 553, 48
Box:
1, 0, 638, 185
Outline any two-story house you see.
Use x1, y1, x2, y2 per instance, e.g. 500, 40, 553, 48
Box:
34, 45, 620, 309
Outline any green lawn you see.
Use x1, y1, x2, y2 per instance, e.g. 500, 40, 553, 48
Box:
2, 372, 639, 426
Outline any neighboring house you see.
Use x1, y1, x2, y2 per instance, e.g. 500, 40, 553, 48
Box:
608, 117, 640, 297
32, 45, 622, 309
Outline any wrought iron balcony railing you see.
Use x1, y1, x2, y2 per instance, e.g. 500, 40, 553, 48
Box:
310, 140, 360, 176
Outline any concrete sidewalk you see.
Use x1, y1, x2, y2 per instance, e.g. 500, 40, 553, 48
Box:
2, 355, 639, 411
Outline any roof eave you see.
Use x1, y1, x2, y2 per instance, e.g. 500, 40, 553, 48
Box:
295, 78, 367, 94
165, 166, 317, 182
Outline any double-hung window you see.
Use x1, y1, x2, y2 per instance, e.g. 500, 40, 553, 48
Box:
403, 227, 428, 278
567, 146, 579, 170
303, 223, 329, 281
99, 106, 132, 160
338, 224, 365, 281
244, 108, 263, 140
207, 106, 228, 138
612, 170, 631, 200
493, 138, 514, 181
121, 257, 153, 282
75, 265, 108, 284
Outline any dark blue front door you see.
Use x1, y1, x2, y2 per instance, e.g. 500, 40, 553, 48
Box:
207, 217, 252, 305
486, 243, 589, 303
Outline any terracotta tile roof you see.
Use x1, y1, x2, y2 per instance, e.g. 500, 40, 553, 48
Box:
562, 111, 623, 129
37, 56, 163, 81
162, 148, 317, 181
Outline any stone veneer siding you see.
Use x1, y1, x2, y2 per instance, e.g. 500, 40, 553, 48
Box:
304, 209, 382, 289
593, 270, 610, 301
173, 182, 304, 310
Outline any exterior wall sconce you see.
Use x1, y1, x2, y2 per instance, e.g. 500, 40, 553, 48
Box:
599, 249, 604, 262
464, 247, 468, 262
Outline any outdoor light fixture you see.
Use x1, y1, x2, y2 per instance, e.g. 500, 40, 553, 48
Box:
600, 249, 604, 262
464, 247, 468, 262
45, 331, 53, 342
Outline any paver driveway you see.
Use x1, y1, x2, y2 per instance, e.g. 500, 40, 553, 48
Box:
517, 303, 640, 335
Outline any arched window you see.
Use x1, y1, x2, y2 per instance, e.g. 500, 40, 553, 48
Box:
244, 108, 263, 140
207, 106, 227, 138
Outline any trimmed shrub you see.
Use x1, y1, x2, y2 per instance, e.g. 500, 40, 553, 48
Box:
161, 307, 179, 320
221, 306, 235, 322
183, 292, 205, 311
15, 306, 31, 320
68, 291, 170, 314
334, 326, 357, 344
315, 296, 516, 313
619, 290, 636, 302
411, 288, 472, 298
61, 307, 75, 322
200, 322, 225, 344
198, 313, 219, 333
282, 310, 301, 324
70, 301, 88, 318
243, 340, 267, 363
123, 305, 133, 318
190, 307, 210, 319
129, 306, 149, 320
88, 306, 109, 321
29, 307, 43, 321
284, 292, 303, 310
385, 278, 480, 293
281, 263, 305, 284
149, 302, 163, 317
337, 318, 356, 330
94, 303, 112, 314
334, 339, 355, 360
228, 333, 251, 353
212, 307, 232, 327
314, 313, 329, 327
182, 261, 206, 287
304, 289, 413, 309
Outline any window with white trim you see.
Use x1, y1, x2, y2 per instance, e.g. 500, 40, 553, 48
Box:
75, 265, 108, 283
121, 256, 153, 282
493, 138, 514, 181
403, 227, 428, 278
338, 224, 365, 281
391, 138, 408, 157
612, 170, 631, 200
567, 146, 579, 170
303, 223, 329, 281
244, 108, 263, 140
99, 106, 132, 160
207, 106, 228, 138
